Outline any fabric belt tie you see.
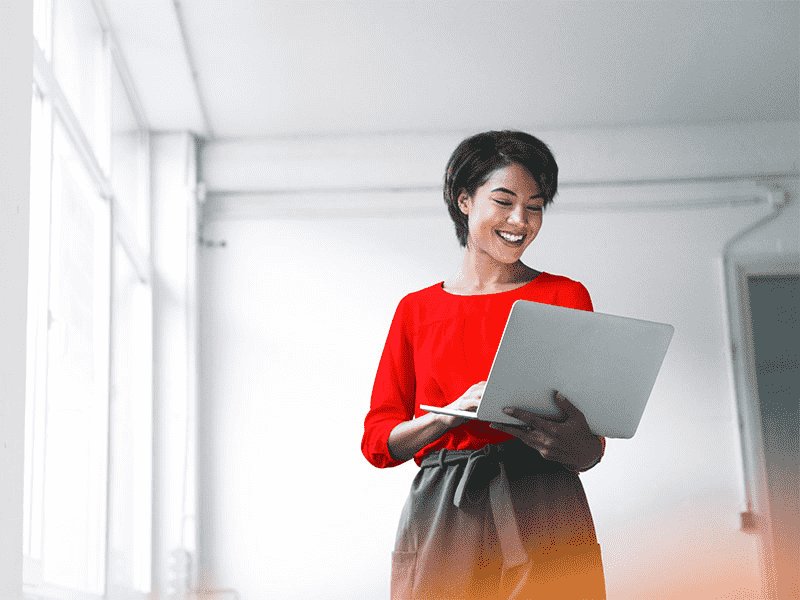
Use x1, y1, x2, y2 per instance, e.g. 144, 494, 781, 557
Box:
423, 445, 529, 569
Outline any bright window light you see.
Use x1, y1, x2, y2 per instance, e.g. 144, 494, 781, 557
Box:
35, 119, 111, 594
52, 0, 110, 171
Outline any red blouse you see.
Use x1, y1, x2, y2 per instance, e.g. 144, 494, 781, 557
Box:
362, 272, 601, 468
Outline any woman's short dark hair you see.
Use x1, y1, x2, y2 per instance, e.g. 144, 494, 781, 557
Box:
444, 130, 558, 247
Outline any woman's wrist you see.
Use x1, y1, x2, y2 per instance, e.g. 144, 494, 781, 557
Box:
387, 413, 451, 462
567, 435, 603, 472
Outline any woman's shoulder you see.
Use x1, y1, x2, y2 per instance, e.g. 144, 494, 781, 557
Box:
526, 272, 592, 310
389, 281, 456, 329
533, 271, 589, 291
394, 282, 446, 314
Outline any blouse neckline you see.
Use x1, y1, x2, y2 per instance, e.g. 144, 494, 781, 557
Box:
436, 271, 547, 298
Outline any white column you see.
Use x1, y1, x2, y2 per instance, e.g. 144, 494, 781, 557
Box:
150, 133, 199, 598
0, 3, 33, 600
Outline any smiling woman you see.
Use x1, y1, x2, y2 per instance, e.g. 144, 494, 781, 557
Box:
362, 131, 606, 599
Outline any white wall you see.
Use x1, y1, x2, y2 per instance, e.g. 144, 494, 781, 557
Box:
198, 122, 799, 599
0, 4, 32, 599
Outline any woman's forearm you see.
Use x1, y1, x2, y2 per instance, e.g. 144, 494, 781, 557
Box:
387, 413, 452, 462
387, 382, 484, 462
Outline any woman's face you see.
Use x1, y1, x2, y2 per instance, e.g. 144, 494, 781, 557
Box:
459, 162, 545, 263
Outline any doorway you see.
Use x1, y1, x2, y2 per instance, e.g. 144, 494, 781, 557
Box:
746, 274, 799, 599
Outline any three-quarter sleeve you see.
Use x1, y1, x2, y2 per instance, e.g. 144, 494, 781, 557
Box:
361, 297, 416, 468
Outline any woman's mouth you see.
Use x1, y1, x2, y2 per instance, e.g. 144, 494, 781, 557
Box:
496, 230, 525, 246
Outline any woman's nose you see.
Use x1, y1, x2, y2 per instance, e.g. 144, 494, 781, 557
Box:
507, 205, 527, 225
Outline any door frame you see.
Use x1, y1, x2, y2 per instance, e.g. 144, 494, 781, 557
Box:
724, 251, 800, 599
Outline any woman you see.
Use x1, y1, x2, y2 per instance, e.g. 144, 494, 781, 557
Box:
362, 131, 606, 599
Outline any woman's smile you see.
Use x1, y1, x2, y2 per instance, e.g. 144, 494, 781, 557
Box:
496, 230, 526, 245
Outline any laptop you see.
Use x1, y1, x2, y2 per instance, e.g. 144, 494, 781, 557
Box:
420, 299, 674, 438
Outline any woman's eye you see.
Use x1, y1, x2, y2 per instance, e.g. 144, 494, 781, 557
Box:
527, 206, 543, 212
492, 199, 512, 206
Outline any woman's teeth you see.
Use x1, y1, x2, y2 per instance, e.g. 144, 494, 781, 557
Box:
497, 231, 524, 243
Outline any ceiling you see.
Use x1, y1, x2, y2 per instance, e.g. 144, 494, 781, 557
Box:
105, 0, 799, 140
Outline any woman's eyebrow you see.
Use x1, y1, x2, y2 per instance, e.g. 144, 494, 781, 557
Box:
490, 187, 516, 195
491, 187, 543, 200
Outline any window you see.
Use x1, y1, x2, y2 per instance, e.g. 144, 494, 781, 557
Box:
37, 120, 111, 594
25, 2, 153, 598
24, 106, 112, 599
52, 0, 110, 171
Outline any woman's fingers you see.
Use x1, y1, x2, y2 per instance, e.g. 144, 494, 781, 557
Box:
459, 397, 480, 412
553, 391, 587, 423
437, 381, 487, 427
490, 423, 557, 457
468, 381, 487, 393
502, 391, 588, 426
457, 381, 485, 408
501, 407, 560, 432
452, 381, 486, 405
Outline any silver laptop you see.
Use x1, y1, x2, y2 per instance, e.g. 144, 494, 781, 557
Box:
421, 299, 674, 438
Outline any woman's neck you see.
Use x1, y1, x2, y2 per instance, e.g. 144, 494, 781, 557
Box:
447, 253, 538, 292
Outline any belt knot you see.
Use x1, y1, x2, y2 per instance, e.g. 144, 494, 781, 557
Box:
449, 444, 528, 569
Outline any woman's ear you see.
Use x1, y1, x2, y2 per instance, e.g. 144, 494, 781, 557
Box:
457, 191, 471, 215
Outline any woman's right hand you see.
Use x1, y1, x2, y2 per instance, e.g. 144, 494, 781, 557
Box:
436, 381, 486, 429
387, 381, 486, 462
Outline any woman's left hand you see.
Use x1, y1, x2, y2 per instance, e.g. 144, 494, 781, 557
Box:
490, 391, 602, 471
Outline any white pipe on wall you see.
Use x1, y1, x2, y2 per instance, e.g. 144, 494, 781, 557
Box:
200, 121, 799, 195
